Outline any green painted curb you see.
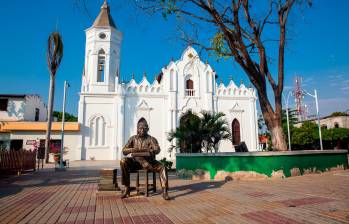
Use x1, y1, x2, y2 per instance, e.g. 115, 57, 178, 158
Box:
176, 150, 349, 179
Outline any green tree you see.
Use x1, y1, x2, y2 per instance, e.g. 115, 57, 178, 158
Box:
44, 32, 63, 163
291, 121, 318, 149
53, 111, 78, 122
200, 111, 231, 153
167, 110, 231, 153
330, 112, 348, 117
322, 128, 349, 149
136, 0, 312, 151
168, 110, 202, 153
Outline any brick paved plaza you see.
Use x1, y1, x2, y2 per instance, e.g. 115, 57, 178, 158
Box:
0, 161, 348, 224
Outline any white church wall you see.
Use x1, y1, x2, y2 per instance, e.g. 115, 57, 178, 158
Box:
82, 95, 114, 160
216, 96, 258, 152
123, 95, 168, 160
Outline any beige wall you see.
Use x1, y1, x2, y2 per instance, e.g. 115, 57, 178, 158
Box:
9, 131, 80, 161
295, 116, 349, 128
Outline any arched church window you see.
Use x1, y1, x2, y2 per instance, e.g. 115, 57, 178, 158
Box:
170, 70, 174, 91
97, 49, 105, 82
232, 119, 241, 145
185, 79, 194, 96
89, 115, 106, 146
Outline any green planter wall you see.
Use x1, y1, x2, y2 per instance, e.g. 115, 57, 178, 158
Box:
176, 150, 348, 179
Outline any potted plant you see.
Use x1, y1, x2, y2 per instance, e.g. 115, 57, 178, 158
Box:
49, 144, 68, 164
49, 143, 61, 162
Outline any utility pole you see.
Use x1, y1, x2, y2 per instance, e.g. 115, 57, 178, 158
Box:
283, 91, 293, 151
59, 81, 70, 170
304, 89, 323, 150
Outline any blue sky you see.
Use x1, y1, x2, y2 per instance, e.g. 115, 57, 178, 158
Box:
0, 1, 348, 117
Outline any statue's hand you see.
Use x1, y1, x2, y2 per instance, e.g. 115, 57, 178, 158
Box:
122, 148, 133, 155
133, 148, 148, 153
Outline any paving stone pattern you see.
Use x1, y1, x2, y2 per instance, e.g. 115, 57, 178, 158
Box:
0, 162, 348, 224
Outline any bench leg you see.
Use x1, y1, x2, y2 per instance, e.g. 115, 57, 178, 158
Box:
153, 172, 156, 193
145, 170, 149, 197
136, 171, 140, 195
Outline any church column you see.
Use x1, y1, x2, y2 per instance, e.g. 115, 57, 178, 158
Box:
205, 71, 214, 111
117, 95, 125, 160
249, 97, 258, 150
77, 95, 86, 160
112, 96, 118, 160
166, 67, 178, 158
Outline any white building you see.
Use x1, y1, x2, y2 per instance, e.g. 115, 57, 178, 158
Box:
0, 94, 49, 150
0, 94, 47, 122
76, 1, 259, 161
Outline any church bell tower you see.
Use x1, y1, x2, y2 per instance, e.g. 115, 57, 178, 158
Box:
82, 0, 122, 93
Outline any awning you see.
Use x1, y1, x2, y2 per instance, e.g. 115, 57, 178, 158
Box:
0, 122, 80, 132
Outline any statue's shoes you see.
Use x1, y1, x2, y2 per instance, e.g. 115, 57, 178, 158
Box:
162, 189, 170, 200
121, 187, 130, 199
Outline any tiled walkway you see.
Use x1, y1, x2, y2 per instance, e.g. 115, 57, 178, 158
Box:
0, 161, 348, 224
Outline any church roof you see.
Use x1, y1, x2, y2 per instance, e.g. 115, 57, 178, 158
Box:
92, 0, 116, 28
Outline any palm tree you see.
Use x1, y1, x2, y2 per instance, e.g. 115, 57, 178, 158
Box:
167, 110, 231, 153
44, 32, 63, 163
201, 111, 231, 153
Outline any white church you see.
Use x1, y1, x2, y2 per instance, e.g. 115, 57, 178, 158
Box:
76, 1, 259, 161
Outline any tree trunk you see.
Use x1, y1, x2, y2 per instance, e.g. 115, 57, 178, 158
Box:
257, 91, 288, 151
44, 75, 55, 163
270, 124, 287, 151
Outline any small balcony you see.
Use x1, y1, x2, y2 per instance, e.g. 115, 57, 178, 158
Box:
185, 89, 195, 97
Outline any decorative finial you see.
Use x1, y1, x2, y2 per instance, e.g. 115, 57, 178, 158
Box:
131, 73, 135, 79
143, 71, 147, 77
229, 75, 233, 81
240, 79, 244, 85
205, 60, 208, 64
220, 79, 223, 84
171, 57, 174, 61
102, 0, 108, 8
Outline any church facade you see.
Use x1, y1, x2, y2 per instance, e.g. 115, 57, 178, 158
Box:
76, 1, 259, 161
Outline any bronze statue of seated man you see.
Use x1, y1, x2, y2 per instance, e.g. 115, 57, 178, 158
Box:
120, 118, 170, 200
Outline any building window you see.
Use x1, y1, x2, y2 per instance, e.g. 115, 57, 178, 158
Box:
334, 122, 339, 128
35, 108, 40, 121
10, 139, 23, 151
185, 79, 195, 96
232, 119, 241, 145
97, 49, 105, 82
0, 99, 8, 111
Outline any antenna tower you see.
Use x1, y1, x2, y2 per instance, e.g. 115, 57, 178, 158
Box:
294, 76, 307, 121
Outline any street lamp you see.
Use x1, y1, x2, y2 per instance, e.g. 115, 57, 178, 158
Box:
304, 89, 323, 150
59, 81, 70, 169
283, 91, 293, 151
